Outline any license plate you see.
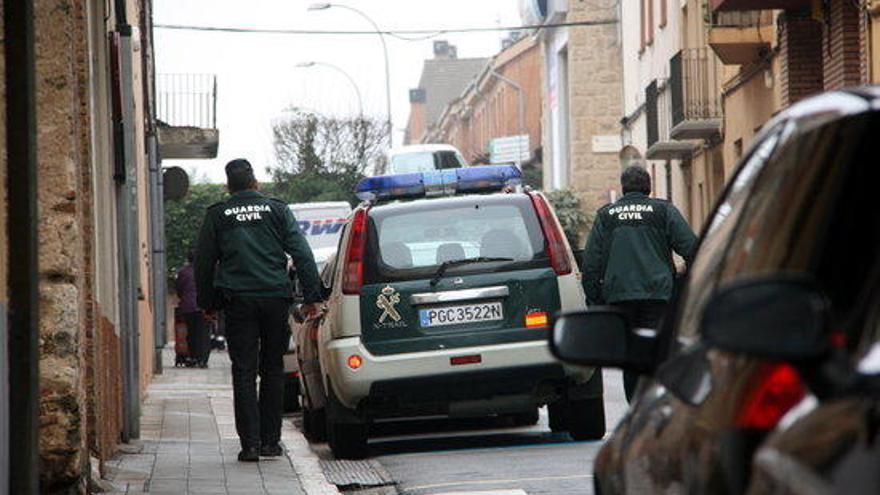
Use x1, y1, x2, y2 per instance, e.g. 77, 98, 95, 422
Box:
419, 302, 504, 327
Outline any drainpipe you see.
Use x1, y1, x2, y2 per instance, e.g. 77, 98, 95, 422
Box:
112, 0, 141, 440
143, 0, 166, 375
5, 0, 40, 492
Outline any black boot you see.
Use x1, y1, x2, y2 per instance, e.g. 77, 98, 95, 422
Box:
238, 446, 260, 462
260, 443, 283, 457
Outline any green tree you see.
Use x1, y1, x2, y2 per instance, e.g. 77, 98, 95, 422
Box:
545, 189, 590, 250
164, 183, 226, 277
269, 109, 387, 205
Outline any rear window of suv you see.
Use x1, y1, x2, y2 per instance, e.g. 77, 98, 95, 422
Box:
364, 195, 549, 283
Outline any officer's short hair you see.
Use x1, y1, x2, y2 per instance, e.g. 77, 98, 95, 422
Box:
226, 159, 257, 193
621, 165, 651, 195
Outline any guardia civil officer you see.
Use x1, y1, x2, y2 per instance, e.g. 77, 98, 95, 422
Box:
581, 165, 697, 402
195, 159, 322, 462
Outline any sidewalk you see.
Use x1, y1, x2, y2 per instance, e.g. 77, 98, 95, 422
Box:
102, 348, 317, 495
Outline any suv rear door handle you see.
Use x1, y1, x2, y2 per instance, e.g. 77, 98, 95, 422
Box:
410, 286, 510, 305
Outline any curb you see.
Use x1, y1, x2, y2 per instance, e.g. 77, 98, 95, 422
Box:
282, 419, 342, 495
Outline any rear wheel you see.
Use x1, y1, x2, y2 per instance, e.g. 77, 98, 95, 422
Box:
566, 397, 606, 441
302, 407, 327, 443
326, 386, 368, 459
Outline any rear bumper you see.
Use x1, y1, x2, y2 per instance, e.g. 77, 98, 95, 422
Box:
324, 337, 595, 411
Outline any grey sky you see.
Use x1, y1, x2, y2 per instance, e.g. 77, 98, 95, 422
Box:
154, 0, 522, 183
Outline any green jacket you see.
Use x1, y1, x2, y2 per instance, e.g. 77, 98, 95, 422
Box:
582, 192, 697, 305
195, 190, 322, 308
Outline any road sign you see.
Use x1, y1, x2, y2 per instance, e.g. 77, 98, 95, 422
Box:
489, 135, 530, 164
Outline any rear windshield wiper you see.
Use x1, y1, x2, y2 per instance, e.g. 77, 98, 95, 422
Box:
429, 257, 514, 287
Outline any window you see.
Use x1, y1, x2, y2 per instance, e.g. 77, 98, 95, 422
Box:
660, 0, 667, 28
674, 126, 783, 341
640, 0, 647, 51
365, 196, 549, 282
642, 0, 654, 47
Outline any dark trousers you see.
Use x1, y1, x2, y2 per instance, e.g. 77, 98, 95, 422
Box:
225, 296, 291, 449
184, 311, 210, 363
614, 299, 667, 402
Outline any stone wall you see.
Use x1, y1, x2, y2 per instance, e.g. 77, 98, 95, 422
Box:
567, 0, 624, 231
34, 0, 91, 489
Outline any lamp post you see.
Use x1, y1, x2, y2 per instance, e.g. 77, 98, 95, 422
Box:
294, 61, 364, 118
308, 2, 392, 147
489, 69, 526, 168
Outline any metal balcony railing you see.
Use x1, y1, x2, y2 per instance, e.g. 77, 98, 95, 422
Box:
709, 9, 774, 28
646, 78, 698, 160
670, 48, 722, 137
156, 74, 217, 129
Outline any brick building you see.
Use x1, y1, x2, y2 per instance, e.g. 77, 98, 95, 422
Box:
1, 0, 215, 491
404, 41, 488, 145
423, 35, 543, 168
617, 0, 876, 230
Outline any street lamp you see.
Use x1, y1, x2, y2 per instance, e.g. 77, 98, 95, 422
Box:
307, 2, 393, 147
294, 61, 364, 118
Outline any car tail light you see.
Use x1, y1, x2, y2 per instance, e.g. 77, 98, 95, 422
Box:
528, 193, 573, 275
342, 208, 369, 295
525, 311, 549, 328
451, 355, 482, 366
735, 363, 805, 430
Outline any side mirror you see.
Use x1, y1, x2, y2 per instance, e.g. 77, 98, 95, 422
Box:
702, 276, 830, 360
321, 283, 332, 300
550, 308, 657, 371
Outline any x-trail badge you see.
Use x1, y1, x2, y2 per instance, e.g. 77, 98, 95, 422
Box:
376, 286, 402, 323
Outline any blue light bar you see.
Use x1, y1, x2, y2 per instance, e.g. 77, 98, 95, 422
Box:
355, 165, 522, 201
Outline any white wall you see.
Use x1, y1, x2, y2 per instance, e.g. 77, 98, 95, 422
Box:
543, 27, 570, 191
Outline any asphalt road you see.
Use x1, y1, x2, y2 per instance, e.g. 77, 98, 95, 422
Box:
364, 369, 630, 495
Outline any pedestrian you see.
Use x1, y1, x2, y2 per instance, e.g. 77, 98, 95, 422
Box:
195, 158, 323, 462
581, 164, 697, 402
176, 250, 210, 368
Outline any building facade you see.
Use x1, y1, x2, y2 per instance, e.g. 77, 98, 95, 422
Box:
533, 0, 625, 226
423, 35, 543, 169
404, 41, 488, 145
0, 0, 218, 491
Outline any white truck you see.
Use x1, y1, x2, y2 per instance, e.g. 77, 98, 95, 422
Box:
283, 201, 352, 412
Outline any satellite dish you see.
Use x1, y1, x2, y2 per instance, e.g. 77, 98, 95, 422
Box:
163, 166, 190, 201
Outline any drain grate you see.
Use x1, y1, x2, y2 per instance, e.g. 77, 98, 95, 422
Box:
319, 459, 395, 489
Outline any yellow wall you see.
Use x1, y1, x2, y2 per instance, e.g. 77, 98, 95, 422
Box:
721, 57, 782, 178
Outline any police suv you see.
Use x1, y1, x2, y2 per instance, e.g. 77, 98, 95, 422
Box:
299, 165, 603, 459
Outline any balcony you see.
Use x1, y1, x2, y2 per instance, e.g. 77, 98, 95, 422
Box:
645, 80, 697, 161
710, 0, 808, 11
156, 74, 219, 159
669, 49, 722, 141
708, 10, 775, 65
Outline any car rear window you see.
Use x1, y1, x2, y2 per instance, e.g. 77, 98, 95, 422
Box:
365, 196, 549, 282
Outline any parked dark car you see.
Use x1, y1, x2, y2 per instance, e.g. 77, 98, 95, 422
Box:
551, 87, 880, 494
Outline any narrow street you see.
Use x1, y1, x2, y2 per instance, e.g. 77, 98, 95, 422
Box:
294, 371, 628, 495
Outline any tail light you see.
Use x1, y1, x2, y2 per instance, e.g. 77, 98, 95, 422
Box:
342, 208, 369, 295
735, 363, 805, 430
528, 193, 573, 275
